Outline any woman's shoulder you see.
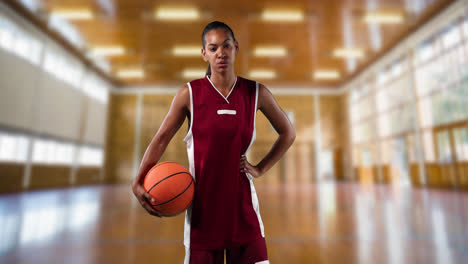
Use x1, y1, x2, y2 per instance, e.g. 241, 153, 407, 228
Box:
187, 76, 207, 87
237, 76, 268, 92
237, 76, 255, 85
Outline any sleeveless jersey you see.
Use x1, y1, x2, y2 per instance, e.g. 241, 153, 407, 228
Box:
183, 76, 265, 250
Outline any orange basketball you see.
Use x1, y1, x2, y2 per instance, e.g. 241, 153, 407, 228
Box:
143, 161, 195, 217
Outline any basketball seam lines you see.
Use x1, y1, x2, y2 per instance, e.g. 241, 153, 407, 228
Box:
151, 161, 178, 172
151, 179, 193, 207
145, 162, 178, 180
148, 171, 190, 193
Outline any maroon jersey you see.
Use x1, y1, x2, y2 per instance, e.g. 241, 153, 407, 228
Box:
183, 76, 265, 250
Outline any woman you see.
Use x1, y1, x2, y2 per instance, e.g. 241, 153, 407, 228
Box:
132, 21, 295, 264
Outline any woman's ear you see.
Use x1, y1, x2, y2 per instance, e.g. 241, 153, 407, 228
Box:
235, 41, 239, 54
201, 48, 208, 62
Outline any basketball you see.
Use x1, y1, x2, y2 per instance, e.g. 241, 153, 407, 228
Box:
143, 161, 195, 217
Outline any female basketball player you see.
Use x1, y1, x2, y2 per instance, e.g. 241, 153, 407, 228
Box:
132, 21, 295, 264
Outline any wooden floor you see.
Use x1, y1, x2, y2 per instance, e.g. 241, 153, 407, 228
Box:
1, 183, 468, 263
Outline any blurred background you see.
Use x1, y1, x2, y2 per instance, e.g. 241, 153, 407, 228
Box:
0, 0, 468, 263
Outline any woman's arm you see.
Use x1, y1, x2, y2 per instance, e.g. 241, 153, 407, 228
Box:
132, 85, 190, 216
240, 84, 296, 178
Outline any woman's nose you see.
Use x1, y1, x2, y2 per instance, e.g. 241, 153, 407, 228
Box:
217, 48, 227, 57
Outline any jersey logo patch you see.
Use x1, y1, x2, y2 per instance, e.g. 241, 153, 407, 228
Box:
217, 109, 237, 115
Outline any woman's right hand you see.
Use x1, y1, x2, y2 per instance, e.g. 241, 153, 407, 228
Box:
132, 183, 162, 217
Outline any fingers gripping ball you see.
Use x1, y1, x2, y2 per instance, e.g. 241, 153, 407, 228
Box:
143, 161, 195, 217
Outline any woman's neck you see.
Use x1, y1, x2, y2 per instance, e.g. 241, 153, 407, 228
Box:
209, 71, 236, 92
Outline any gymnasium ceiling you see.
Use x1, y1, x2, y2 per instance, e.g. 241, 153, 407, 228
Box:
5, 0, 456, 88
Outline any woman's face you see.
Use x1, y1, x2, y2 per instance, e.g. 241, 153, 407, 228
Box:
202, 28, 239, 74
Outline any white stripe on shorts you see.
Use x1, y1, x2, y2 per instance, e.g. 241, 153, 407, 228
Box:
184, 247, 190, 264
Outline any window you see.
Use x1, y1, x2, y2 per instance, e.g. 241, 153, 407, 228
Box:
43, 47, 84, 88
419, 96, 434, 128
0, 16, 15, 51
415, 40, 438, 65
441, 45, 465, 85
378, 105, 415, 137
350, 88, 360, 102
449, 85, 468, 121
12, 30, 42, 65
351, 104, 360, 123
361, 148, 373, 167
352, 119, 376, 144
0, 15, 43, 65
378, 112, 391, 138
441, 23, 461, 49
377, 69, 390, 86
387, 57, 407, 81
464, 17, 468, 37
0, 132, 29, 163
78, 146, 103, 166
13, 31, 28, 57
423, 130, 436, 162
390, 61, 403, 78
350, 82, 372, 102
420, 87, 468, 126
407, 134, 423, 163
453, 128, 468, 162
349, 12, 468, 175
351, 95, 373, 122
82, 75, 109, 103
48, 16, 85, 49
32, 138, 74, 165
436, 131, 452, 163
320, 149, 334, 177
380, 140, 391, 165
415, 58, 444, 97
459, 45, 468, 79
376, 88, 388, 113
376, 76, 410, 113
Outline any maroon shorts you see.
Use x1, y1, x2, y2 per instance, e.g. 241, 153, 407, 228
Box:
185, 238, 269, 264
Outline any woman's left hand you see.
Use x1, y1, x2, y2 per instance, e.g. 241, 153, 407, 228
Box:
240, 155, 262, 178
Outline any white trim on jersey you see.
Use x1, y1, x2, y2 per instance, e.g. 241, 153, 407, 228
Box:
184, 247, 190, 264
256, 261, 270, 264
183, 82, 195, 249
217, 109, 237, 115
244, 82, 265, 238
206, 75, 237, 104
183, 82, 194, 143
248, 180, 265, 237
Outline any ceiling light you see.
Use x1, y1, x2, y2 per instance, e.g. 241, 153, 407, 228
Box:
253, 46, 287, 57
261, 9, 304, 22
182, 68, 206, 79
249, 70, 276, 79
117, 69, 144, 79
363, 12, 404, 24
173, 46, 202, 56
314, 70, 340, 80
333, 48, 365, 59
50, 8, 94, 20
155, 7, 200, 21
91, 46, 125, 56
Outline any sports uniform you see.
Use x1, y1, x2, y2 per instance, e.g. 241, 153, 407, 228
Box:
183, 75, 269, 264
